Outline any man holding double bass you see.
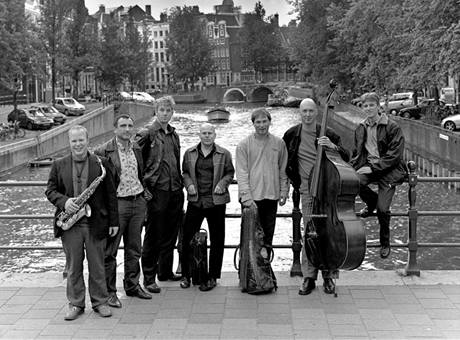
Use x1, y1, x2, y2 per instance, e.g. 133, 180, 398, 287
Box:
283, 98, 349, 296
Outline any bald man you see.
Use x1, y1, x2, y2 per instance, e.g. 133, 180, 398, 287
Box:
283, 98, 349, 296
180, 123, 235, 291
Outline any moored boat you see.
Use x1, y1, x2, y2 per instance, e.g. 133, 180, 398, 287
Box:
28, 157, 54, 167
207, 108, 230, 123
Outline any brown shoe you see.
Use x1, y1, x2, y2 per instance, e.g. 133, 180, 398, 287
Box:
94, 304, 112, 317
64, 305, 84, 321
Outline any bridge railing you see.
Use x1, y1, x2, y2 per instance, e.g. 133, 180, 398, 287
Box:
0, 160, 459, 277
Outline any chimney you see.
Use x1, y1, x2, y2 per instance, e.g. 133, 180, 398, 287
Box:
145, 5, 151, 16
273, 13, 279, 27
99, 5, 105, 13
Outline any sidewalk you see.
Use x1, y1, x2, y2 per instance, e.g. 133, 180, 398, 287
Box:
0, 270, 459, 339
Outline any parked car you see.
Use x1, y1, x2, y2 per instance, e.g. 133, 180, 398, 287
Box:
53, 97, 85, 116
398, 99, 442, 119
7, 108, 54, 130
441, 113, 460, 131
118, 91, 133, 101
380, 92, 415, 115
133, 91, 155, 103
351, 95, 364, 107
32, 105, 67, 125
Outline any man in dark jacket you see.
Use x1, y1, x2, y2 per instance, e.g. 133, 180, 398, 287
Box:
95, 114, 152, 307
136, 96, 184, 294
46, 125, 119, 320
283, 98, 349, 296
180, 123, 234, 291
351, 92, 406, 259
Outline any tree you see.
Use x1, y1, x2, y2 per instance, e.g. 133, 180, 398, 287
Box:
124, 17, 151, 92
0, 0, 41, 108
166, 6, 214, 90
240, 2, 282, 81
98, 18, 126, 92
39, 0, 72, 102
63, 0, 98, 97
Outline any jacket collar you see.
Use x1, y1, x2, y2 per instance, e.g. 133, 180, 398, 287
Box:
294, 123, 321, 137
106, 136, 141, 152
190, 142, 224, 154
361, 113, 388, 127
152, 118, 175, 134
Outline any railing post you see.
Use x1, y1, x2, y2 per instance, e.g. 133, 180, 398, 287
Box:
290, 187, 302, 276
404, 161, 421, 276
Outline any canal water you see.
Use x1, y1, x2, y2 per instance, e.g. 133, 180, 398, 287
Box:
0, 103, 459, 274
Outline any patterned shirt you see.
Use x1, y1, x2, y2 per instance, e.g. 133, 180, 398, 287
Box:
116, 138, 144, 197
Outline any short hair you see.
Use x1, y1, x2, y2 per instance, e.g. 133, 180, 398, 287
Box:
199, 122, 216, 133
155, 96, 175, 110
361, 92, 380, 105
251, 108, 271, 123
114, 114, 134, 127
299, 97, 318, 108
68, 125, 88, 139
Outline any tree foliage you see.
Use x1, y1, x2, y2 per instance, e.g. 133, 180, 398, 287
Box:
166, 6, 214, 89
240, 1, 282, 80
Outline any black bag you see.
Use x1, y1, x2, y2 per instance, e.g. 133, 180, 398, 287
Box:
236, 205, 277, 295
190, 228, 209, 286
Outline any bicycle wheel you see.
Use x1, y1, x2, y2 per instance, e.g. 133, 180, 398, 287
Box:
0, 131, 6, 141
15, 128, 26, 138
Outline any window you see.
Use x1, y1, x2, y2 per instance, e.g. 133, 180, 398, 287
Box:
159, 31, 163, 37
166, 54, 170, 62
156, 68, 160, 82
154, 41, 158, 49
155, 53, 159, 62
154, 31, 157, 38
160, 52, 164, 62
165, 30, 168, 35
160, 41, 163, 48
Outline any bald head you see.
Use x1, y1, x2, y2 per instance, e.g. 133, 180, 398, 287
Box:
199, 123, 216, 147
299, 98, 318, 126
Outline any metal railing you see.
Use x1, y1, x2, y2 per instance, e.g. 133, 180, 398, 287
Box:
0, 160, 459, 277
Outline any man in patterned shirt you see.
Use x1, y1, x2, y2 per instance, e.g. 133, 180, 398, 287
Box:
95, 114, 152, 308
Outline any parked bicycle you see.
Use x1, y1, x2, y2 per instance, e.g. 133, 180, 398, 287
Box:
8, 121, 26, 139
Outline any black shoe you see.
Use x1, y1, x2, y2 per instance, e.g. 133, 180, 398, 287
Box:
298, 278, 316, 295
199, 282, 212, 292
380, 245, 391, 259
144, 282, 161, 294
208, 278, 217, 289
158, 273, 182, 282
180, 277, 191, 289
126, 287, 152, 299
107, 294, 122, 308
323, 278, 335, 295
358, 206, 376, 218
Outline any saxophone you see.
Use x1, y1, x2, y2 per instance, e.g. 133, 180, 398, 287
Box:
56, 156, 106, 230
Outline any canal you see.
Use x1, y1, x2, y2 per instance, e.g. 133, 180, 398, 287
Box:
0, 103, 459, 273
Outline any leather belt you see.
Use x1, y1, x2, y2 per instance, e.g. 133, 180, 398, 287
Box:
118, 192, 144, 201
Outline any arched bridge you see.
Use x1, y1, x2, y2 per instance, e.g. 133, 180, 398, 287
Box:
216, 84, 278, 103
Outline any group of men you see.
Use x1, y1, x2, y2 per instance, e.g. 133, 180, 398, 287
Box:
45, 92, 405, 321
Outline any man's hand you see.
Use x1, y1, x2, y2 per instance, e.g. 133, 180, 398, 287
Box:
279, 195, 287, 206
144, 188, 153, 201
242, 199, 256, 208
317, 136, 337, 150
214, 184, 225, 195
357, 166, 372, 174
187, 184, 197, 195
64, 198, 79, 214
109, 226, 119, 237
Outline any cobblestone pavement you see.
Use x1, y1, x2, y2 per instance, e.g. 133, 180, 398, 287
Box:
0, 271, 458, 339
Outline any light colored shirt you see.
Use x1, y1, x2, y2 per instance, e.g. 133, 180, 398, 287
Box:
235, 133, 289, 202
116, 138, 144, 197
298, 126, 317, 193
364, 117, 380, 163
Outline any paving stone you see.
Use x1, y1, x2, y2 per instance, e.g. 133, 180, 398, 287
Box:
440, 286, 460, 295
293, 329, 332, 339
367, 330, 410, 339
419, 298, 456, 309
12, 318, 50, 330
194, 294, 226, 304
257, 294, 290, 304
0, 303, 31, 314
0, 290, 18, 300
224, 308, 258, 318
363, 317, 401, 331
151, 318, 187, 330
323, 304, 359, 314
6, 294, 42, 305
433, 319, 460, 331
225, 298, 257, 309
124, 303, 159, 314
394, 313, 433, 325
401, 324, 443, 337
188, 313, 224, 324
222, 318, 257, 329
79, 317, 119, 329
442, 330, 460, 339
446, 295, 460, 303
388, 303, 427, 314
184, 323, 222, 336
380, 286, 413, 295
39, 324, 80, 336
354, 298, 390, 309
72, 328, 113, 338
192, 303, 225, 314
110, 323, 152, 336
384, 294, 420, 304
146, 328, 184, 339
154, 308, 192, 318
119, 312, 157, 324
292, 318, 328, 330
257, 302, 290, 313
329, 323, 369, 337
0, 313, 22, 325
257, 312, 291, 324
319, 294, 354, 304
350, 289, 384, 299
257, 324, 294, 336
425, 308, 460, 319
32, 299, 66, 310
412, 288, 448, 299
291, 308, 326, 319
359, 308, 395, 319
326, 313, 363, 325
220, 330, 258, 339
2, 329, 41, 339
161, 298, 194, 309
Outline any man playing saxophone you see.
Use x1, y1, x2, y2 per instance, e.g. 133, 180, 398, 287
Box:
46, 125, 119, 321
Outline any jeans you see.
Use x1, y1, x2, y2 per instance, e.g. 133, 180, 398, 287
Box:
358, 173, 396, 247
142, 189, 184, 285
62, 226, 108, 308
254, 199, 278, 246
105, 196, 146, 294
181, 203, 226, 280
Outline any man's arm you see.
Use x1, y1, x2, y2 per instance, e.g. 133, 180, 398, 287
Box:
215, 149, 235, 193
45, 161, 68, 211
370, 123, 404, 174
182, 150, 196, 195
278, 140, 289, 205
235, 141, 253, 204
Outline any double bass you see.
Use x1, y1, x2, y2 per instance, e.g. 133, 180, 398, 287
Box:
305, 81, 366, 271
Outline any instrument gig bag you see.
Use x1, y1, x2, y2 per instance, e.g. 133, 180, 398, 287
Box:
190, 228, 209, 286
237, 205, 277, 294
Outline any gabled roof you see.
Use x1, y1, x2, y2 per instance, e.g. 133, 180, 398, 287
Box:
204, 13, 241, 27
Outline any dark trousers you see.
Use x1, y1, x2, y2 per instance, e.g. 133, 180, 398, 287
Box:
358, 173, 396, 247
181, 203, 226, 280
142, 189, 184, 285
105, 196, 146, 295
61, 226, 108, 308
254, 199, 278, 246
